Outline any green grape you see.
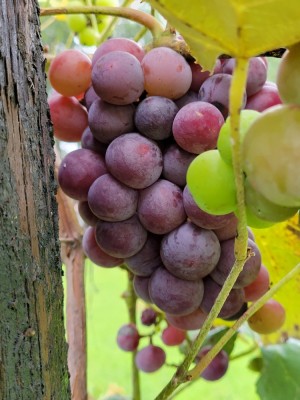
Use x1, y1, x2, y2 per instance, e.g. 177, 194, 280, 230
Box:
245, 178, 299, 222
97, 18, 111, 33
79, 27, 99, 46
277, 43, 300, 105
217, 110, 260, 165
66, 14, 87, 33
245, 206, 275, 229
187, 149, 237, 215
243, 104, 300, 207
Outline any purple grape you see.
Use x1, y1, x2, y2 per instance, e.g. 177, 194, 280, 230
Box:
222, 302, 248, 321
105, 133, 163, 189
222, 57, 267, 96
175, 90, 198, 109
78, 201, 99, 227
189, 60, 222, 92
200, 277, 245, 319
125, 234, 162, 277
166, 308, 207, 331
138, 180, 186, 235
88, 99, 135, 144
92, 37, 145, 68
245, 82, 282, 112
213, 216, 238, 241
196, 346, 229, 381
117, 323, 140, 352
135, 345, 166, 373
88, 173, 138, 222
162, 144, 196, 187
92, 51, 144, 105
183, 185, 237, 229
81, 127, 107, 155
133, 275, 152, 303
95, 215, 147, 258
160, 222, 221, 281
82, 226, 123, 267
172, 101, 224, 154
198, 73, 247, 118
83, 85, 99, 110
134, 96, 178, 140
141, 308, 157, 326
58, 149, 107, 201
210, 238, 261, 288
149, 267, 204, 316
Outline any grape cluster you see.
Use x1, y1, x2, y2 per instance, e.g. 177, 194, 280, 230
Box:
48, 37, 288, 372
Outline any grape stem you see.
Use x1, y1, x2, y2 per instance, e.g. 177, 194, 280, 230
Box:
154, 57, 250, 400
124, 270, 141, 400
189, 262, 300, 379
40, 6, 164, 38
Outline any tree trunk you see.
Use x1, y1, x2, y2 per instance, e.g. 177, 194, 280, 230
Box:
0, 1, 70, 399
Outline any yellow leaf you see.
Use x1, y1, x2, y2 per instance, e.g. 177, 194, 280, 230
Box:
149, 0, 300, 69
253, 214, 300, 343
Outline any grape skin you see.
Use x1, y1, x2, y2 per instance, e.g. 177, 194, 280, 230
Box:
141, 47, 192, 99
244, 265, 270, 302
58, 149, 107, 201
117, 323, 140, 352
78, 201, 99, 227
88, 99, 135, 144
161, 325, 186, 346
81, 127, 107, 156
138, 179, 186, 235
83, 86, 99, 110
92, 37, 145, 68
149, 267, 204, 316
48, 95, 88, 142
133, 275, 152, 303
134, 96, 178, 140
210, 238, 261, 288
245, 83, 282, 112
105, 133, 163, 189
135, 345, 166, 373
248, 299, 286, 334
49, 49, 92, 97
92, 51, 144, 105
183, 185, 237, 230
88, 173, 138, 222
95, 215, 147, 258
163, 144, 196, 187
166, 308, 207, 331
172, 101, 224, 154
160, 221, 221, 281
125, 234, 162, 277
196, 346, 229, 381
200, 277, 245, 319
82, 227, 123, 267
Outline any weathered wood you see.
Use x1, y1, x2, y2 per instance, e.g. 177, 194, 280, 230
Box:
0, 1, 70, 398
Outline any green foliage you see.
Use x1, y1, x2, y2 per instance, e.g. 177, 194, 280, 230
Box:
257, 340, 300, 400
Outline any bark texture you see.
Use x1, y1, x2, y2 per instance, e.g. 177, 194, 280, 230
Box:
0, 1, 70, 399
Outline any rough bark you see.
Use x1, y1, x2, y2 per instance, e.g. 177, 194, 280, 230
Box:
0, 1, 70, 399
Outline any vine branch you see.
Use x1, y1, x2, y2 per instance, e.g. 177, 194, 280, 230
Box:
40, 6, 164, 38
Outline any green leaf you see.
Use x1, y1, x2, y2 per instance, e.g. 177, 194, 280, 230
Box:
149, 0, 300, 70
257, 340, 300, 400
202, 327, 238, 356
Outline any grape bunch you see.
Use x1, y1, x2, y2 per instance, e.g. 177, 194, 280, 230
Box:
48, 37, 289, 368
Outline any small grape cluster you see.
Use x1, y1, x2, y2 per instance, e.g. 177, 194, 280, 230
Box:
48, 36, 287, 364
65, 0, 118, 47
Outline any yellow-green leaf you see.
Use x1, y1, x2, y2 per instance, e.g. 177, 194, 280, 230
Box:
253, 214, 300, 343
149, 0, 300, 69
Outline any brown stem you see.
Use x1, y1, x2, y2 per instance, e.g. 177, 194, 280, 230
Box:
55, 152, 87, 400
40, 6, 164, 38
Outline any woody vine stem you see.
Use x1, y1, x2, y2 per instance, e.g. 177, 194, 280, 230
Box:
41, 6, 300, 400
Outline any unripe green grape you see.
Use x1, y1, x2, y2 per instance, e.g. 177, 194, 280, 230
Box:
66, 14, 87, 33
244, 178, 299, 222
79, 27, 99, 46
243, 104, 300, 207
277, 43, 300, 105
187, 150, 237, 215
217, 110, 260, 165
245, 206, 274, 229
